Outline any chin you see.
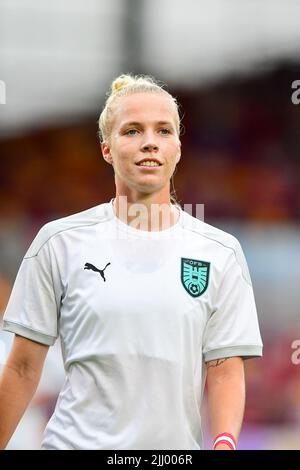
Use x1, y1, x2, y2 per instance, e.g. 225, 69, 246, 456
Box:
135, 181, 166, 194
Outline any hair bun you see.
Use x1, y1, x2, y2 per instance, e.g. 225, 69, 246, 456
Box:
111, 75, 134, 95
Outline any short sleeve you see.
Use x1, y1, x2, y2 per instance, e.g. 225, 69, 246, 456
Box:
2, 232, 61, 346
202, 242, 263, 362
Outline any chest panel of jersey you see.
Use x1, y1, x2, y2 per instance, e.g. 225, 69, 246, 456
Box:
57, 233, 214, 368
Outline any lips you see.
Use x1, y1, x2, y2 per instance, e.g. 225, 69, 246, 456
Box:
136, 157, 162, 166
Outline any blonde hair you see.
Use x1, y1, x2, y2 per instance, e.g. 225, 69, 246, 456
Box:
98, 73, 181, 144
98, 74, 182, 207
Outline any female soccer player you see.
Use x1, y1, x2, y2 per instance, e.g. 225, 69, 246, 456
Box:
0, 74, 262, 450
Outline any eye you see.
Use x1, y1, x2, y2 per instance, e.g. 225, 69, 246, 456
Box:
125, 129, 139, 136
159, 128, 171, 135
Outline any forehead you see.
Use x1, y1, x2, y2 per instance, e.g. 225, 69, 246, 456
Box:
113, 92, 177, 128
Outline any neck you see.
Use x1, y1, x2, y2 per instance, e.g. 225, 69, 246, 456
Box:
113, 191, 179, 232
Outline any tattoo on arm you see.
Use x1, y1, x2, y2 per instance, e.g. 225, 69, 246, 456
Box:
206, 358, 230, 369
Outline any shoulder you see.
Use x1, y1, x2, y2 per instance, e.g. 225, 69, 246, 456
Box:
181, 209, 252, 285
181, 209, 241, 254
25, 202, 113, 258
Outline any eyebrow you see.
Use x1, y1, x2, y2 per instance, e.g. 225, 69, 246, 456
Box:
120, 121, 174, 128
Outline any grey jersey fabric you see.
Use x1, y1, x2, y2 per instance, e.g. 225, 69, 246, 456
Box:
3, 200, 263, 449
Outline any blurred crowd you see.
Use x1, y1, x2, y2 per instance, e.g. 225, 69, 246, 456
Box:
0, 66, 299, 227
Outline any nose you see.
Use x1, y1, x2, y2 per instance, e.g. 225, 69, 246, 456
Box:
141, 133, 159, 152
141, 143, 158, 152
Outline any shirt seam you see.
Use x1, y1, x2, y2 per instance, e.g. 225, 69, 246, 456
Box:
204, 344, 262, 353
24, 217, 112, 259
182, 224, 251, 287
3, 319, 57, 340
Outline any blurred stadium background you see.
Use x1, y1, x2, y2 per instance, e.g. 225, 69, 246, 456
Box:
1, 0, 300, 449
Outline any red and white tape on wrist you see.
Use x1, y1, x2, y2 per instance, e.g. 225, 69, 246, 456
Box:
213, 433, 237, 450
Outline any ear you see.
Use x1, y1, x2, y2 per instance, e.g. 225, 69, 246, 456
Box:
101, 142, 113, 165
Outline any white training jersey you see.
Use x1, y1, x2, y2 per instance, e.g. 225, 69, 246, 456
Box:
2, 200, 263, 450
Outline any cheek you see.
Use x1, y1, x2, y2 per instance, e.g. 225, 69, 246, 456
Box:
113, 149, 136, 176
112, 138, 136, 160
110, 145, 128, 166
167, 142, 180, 164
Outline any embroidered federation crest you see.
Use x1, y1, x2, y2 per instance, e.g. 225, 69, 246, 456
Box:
181, 258, 210, 298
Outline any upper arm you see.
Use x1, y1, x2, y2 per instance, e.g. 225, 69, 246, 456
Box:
206, 357, 245, 386
3, 239, 60, 346
6, 334, 49, 381
202, 245, 263, 363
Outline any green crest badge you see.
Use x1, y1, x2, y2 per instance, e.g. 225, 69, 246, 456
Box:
181, 258, 210, 298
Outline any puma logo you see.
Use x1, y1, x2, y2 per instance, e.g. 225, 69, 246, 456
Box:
84, 262, 111, 282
